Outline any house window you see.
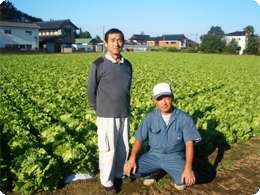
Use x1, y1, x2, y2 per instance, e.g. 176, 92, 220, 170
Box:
4, 30, 11, 34
20, 45, 26, 49
66, 31, 71, 36
5, 44, 12, 48
26, 31, 32, 35
39, 32, 41, 36
166, 42, 169, 44
171, 42, 176, 44
26, 45, 32, 49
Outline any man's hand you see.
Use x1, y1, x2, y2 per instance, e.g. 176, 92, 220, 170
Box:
181, 168, 195, 186
123, 159, 136, 177
123, 139, 143, 177
182, 140, 195, 186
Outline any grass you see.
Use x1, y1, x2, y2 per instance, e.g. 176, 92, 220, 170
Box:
154, 178, 171, 188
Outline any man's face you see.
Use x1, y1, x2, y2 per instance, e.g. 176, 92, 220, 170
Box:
153, 95, 174, 115
104, 33, 124, 57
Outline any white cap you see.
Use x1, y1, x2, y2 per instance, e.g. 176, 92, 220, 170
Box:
153, 83, 172, 99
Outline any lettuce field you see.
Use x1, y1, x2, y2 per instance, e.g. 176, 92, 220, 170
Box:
1, 52, 259, 194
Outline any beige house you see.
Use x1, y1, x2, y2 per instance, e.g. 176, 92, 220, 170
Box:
158, 34, 187, 49
146, 34, 191, 50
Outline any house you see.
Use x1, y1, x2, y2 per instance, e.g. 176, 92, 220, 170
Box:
129, 34, 150, 45
186, 39, 197, 48
225, 31, 248, 55
158, 34, 187, 49
146, 37, 160, 48
72, 38, 99, 52
123, 44, 151, 52
35, 19, 78, 53
0, 20, 40, 51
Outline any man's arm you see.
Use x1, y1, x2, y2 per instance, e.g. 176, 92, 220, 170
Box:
87, 64, 98, 110
181, 140, 196, 186
123, 139, 143, 177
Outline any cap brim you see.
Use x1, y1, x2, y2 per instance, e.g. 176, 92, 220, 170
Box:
154, 92, 172, 100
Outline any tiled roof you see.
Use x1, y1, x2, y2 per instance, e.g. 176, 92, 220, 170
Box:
130, 34, 150, 41
35, 19, 78, 30
0, 20, 40, 28
158, 34, 186, 41
225, 31, 245, 36
146, 37, 160, 41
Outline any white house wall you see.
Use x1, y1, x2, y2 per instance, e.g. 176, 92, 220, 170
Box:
0, 26, 39, 49
226, 35, 246, 55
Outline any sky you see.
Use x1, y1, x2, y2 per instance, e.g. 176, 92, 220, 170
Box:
3, 0, 260, 43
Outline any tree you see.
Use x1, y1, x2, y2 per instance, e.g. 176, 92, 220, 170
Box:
0, 1, 42, 22
95, 35, 102, 43
244, 35, 260, 55
199, 26, 225, 53
208, 26, 224, 38
244, 25, 254, 36
76, 29, 92, 38
243, 25, 255, 47
84, 31, 92, 38
223, 38, 239, 54
199, 33, 225, 53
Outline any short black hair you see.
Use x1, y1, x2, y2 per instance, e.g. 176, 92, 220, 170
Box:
104, 28, 125, 43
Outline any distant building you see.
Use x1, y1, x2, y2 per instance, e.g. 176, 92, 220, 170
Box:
129, 34, 150, 45
35, 19, 78, 53
158, 34, 188, 49
0, 20, 40, 50
146, 37, 160, 48
72, 38, 98, 52
225, 31, 257, 55
224, 31, 248, 55
123, 44, 151, 52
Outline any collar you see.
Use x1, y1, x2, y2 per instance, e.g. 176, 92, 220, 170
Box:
105, 53, 124, 65
155, 106, 179, 117
155, 107, 179, 129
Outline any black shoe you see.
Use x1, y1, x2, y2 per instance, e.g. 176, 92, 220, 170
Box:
103, 186, 116, 195
122, 175, 131, 183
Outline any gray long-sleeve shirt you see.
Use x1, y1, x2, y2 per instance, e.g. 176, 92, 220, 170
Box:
87, 53, 132, 118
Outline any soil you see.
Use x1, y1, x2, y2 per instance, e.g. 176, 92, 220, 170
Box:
6, 136, 260, 195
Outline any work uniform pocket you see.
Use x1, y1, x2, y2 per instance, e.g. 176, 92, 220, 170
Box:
149, 128, 162, 147
97, 131, 110, 152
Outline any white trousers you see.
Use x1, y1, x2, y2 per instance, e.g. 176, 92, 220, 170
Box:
96, 116, 130, 187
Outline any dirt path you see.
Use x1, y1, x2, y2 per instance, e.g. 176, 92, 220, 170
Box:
8, 136, 260, 195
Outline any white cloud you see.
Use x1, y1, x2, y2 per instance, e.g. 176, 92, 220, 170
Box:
254, 0, 260, 6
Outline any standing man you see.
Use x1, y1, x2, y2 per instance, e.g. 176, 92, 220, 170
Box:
87, 28, 132, 195
123, 83, 202, 190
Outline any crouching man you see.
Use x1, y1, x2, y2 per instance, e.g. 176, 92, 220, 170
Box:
123, 83, 202, 190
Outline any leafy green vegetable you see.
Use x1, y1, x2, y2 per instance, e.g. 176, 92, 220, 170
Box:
10, 148, 61, 194
0, 52, 259, 194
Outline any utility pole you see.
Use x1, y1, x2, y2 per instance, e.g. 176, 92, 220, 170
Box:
163, 32, 165, 48
102, 25, 105, 53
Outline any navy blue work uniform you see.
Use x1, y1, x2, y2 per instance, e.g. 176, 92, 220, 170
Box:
132, 107, 202, 186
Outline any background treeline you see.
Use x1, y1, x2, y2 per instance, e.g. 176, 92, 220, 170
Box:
0, 1, 42, 22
